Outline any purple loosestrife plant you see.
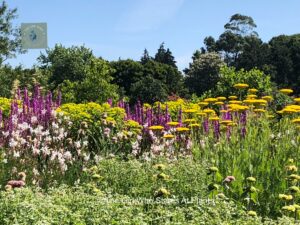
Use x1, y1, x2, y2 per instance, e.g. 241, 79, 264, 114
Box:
0, 87, 89, 187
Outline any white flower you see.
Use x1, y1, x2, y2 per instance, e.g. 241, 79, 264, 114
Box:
32, 146, 40, 155
51, 110, 57, 117
31, 116, 38, 124
13, 151, 20, 158
63, 151, 72, 161
94, 155, 102, 164
52, 122, 59, 129
41, 109, 47, 115
43, 130, 50, 136
33, 168, 40, 176
41, 146, 50, 156
20, 138, 27, 145
50, 151, 58, 161
2, 131, 9, 138
75, 141, 81, 148
18, 122, 29, 130
83, 153, 90, 161
82, 140, 88, 147
12, 115, 18, 125
9, 139, 18, 148
2, 159, 7, 164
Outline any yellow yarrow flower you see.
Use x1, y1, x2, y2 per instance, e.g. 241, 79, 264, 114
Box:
176, 127, 190, 132
234, 83, 249, 89
189, 123, 200, 128
229, 100, 243, 104
209, 116, 219, 121
167, 121, 179, 126
292, 118, 300, 124
248, 88, 258, 93
247, 94, 257, 99
279, 88, 293, 95
203, 108, 215, 114
282, 205, 296, 212
220, 120, 233, 125
149, 125, 164, 130
228, 96, 238, 100
254, 109, 266, 113
196, 112, 206, 116
262, 96, 273, 101
286, 165, 298, 172
163, 134, 175, 139
217, 96, 227, 101
198, 102, 209, 107
153, 164, 166, 170
214, 101, 224, 106
279, 194, 293, 201
243, 99, 256, 104
204, 98, 218, 103
247, 211, 257, 217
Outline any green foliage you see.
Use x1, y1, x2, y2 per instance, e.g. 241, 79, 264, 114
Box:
0, 185, 278, 225
57, 102, 125, 125
184, 52, 225, 96
130, 75, 168, 104
48, 55, 118, 103
211, 65, 274, 97
154, 42, 177, 68
38, 45, 93, 88
0, 1, 26, 66
269, 34, 300, 93
224, 13, 257, 37
0, 65, 49, 98
110, 59, 143, 97
0, 97, 11, 116
140, 48, 151, 64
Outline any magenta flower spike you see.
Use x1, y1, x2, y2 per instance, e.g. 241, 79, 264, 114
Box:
178, 107, 182, 127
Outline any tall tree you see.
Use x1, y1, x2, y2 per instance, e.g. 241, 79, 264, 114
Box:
110, 59, 143, 97
154, 42, 177, 68
268, 34, 300, 93
203, 14, 259, 67
140, 48, 151, 65
38, 45, 94, 88
38, 45, 118, 103
224, 13, 257, 37
184, 52, 225, 96
235, 35, 272, 73
0, 1, 25, 66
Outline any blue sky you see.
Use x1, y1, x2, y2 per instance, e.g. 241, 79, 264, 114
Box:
6, 0, 300, 70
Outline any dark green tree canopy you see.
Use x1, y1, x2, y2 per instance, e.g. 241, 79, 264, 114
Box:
184, 52, 225, 96
0, 1, 25, 66
203, 14, 261, 67
130, 76, 168, 104
268, 34, 300, 92
110, 59, 143, 97
38, 45, 94, 88
154, 42, 177, 68
140, 48, 151, 65
38, 44, 118, 103
224, 13, 257, 36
